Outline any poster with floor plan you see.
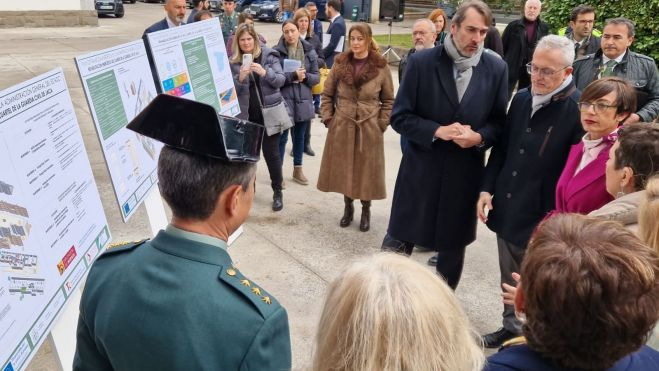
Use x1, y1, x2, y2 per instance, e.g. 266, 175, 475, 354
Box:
146, 17, 240, 117
0, 68, 111, 371
75, 40, 162, 221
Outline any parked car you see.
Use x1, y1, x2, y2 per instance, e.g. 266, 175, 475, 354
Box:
248, 0, 282, 22
209, 0, 222, 12
96, 0, 125, 17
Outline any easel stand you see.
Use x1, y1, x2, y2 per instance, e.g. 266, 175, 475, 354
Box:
381, 18, 401, 64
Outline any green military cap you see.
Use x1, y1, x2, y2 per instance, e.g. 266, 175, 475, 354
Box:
127, 94, 264, 162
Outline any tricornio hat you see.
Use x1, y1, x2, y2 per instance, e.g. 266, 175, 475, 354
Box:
127, 94, 263, 162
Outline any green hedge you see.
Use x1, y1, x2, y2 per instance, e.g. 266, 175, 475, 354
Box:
541, 0, 659, 62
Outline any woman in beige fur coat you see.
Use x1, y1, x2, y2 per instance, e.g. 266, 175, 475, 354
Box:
317, 22, 394, 232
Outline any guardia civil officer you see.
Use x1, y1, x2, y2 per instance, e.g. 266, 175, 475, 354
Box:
73, 95, 292, 370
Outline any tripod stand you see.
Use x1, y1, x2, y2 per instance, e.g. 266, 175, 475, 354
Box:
381, 18, 400, 64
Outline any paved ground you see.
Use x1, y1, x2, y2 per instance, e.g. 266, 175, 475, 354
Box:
1, 3, 504, 370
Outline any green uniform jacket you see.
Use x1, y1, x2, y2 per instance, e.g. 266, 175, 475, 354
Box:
73, 229, 292, 371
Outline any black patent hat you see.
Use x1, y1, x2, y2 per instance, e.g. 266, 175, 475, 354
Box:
127, 94, 263, 162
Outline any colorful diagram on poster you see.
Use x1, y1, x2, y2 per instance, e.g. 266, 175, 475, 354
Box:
75, 40, 162, 221
146, 17, 240, 117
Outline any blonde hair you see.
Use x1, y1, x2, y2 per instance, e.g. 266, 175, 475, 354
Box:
311, 253, 484, 371
230, 24, 261, 64
293, 8, 313, 38
640, 176, 659, 253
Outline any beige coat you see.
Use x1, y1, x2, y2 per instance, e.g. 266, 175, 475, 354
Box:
588, 191, 642, 234
317, 51, 394, 200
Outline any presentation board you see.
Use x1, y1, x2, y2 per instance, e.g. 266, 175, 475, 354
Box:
75, 40, 162, 221
0, 68, 111, 371
146, 17, 240, 117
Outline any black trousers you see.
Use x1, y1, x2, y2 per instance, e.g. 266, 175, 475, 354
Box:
261, 132, 283, 191
381, 233, 466, 290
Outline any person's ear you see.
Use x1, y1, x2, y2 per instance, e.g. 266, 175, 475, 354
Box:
620, 166, 635, 190
616, 111, 631, 124
222, 184, 243, 217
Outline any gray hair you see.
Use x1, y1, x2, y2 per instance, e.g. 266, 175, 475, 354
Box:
304, 1, 316, 8
413, 18, 436, 34
535, 35, 575, 66
605, 17, 635, 37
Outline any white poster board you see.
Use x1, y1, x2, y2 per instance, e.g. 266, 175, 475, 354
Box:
0, 68, 111, 371
147, 17, 240, 117
75, 40, 162, 222
322, 34, 345, 53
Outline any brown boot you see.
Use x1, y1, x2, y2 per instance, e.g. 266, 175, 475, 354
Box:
359, 200, 371, 232
340, 196, 354, 227
292, 166, 309, 185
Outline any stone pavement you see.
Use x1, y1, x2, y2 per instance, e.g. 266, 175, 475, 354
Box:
0, 3, 503, 370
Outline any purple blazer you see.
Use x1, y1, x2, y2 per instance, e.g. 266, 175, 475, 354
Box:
554, 139, 615, 214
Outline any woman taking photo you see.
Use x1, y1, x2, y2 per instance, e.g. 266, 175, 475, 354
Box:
230, 23, 287, 211
274, 20, 320, 185
554, 77, 636, 214
317, 23, 394, 232
428, 8, 448, 45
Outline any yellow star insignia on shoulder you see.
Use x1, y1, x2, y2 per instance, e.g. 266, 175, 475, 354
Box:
226, 268, 236, 276
261, 296, 271, 305
251, 287, 261, 296
241, 279, 251, 287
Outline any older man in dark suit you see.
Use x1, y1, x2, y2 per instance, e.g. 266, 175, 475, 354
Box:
478, 35, 584, 348
382, 0, 508, 290
142, 0, 187, 92
322, 0, 345, 68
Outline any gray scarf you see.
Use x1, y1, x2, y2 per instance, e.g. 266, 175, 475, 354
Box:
531, 75, 573, 117
443, 35, 484, 102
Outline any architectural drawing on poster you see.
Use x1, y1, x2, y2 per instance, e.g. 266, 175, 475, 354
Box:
75, 40, 162, 221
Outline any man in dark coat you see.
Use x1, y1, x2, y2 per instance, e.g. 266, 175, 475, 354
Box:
502, 0, 549, 98
572, 17, 659, 123
382, 0, 508, 290
564, 4, 600, 58
322, 0, 345, 68
142, 0, 187, 92
478, 35, 584, 349
73, 95, 292, 370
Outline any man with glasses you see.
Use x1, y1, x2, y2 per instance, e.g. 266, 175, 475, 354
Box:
478, 35, 584, 348
573, 17, 659, 123
564, 4, 600, 58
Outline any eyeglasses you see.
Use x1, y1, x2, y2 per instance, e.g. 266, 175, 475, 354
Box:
578, 102, 617, 114
526, 63, 569, 77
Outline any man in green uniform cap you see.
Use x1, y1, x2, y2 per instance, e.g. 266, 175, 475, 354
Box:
73, 95, 292, 370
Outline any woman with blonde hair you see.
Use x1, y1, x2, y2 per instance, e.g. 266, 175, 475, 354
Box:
640, 176, 659, 252
317, 22, 394, 232
230, 23, 287, 211
312, 253, 484, 371
428, 8, 448, 45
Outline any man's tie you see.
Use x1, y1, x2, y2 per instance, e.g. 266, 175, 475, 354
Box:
601, 60, 617, 77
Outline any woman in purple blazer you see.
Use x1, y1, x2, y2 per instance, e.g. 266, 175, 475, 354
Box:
554, 77, 637, 214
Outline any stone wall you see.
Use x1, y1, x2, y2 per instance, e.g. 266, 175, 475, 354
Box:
0, 10, 98, 27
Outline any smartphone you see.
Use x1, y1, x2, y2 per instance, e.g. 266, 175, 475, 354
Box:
242, 53, 253, 68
